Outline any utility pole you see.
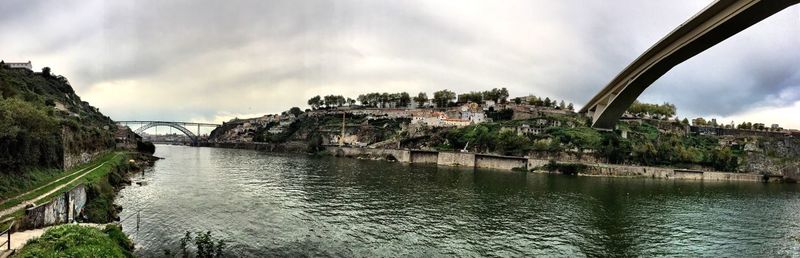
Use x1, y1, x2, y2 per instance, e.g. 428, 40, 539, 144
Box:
340, 112, 346, 146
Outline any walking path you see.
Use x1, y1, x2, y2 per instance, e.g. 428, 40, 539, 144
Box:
0, 154, 119, 219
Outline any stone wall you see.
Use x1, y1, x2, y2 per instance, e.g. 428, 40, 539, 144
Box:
63, 150, 106, 171
437, 152, 475, 167
327, 146, 411, 163
527, 159, 549, 170
22, 185, 87, 229
475, 154, 527, 170
202, 141, 307, 153
410, 151, 439, 164
575, 162, 761, 182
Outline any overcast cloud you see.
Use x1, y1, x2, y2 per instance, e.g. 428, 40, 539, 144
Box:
1, 0, 798, 128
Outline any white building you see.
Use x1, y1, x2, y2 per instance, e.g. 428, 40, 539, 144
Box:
3, 61, 32, 70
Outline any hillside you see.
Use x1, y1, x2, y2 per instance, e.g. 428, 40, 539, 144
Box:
208, 92, 800, 175
0, 65, 119, 195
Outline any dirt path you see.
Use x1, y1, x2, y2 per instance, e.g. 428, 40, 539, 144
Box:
0, 156, 115, 219
0, 165, 94, 205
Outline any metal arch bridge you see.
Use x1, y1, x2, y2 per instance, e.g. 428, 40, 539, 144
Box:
116, 121, 221, 145
580, 0, 800, 129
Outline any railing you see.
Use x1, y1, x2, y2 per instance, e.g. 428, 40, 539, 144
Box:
1, 221, 14, 251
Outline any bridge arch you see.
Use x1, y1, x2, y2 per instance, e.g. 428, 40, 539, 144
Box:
133, 122, 198, 145
580, 0, 799, 129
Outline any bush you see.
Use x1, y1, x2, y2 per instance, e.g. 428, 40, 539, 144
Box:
163, 231, 227, 258
544, 160, 588, 175
137, 141, 156, 154
15, 224, 134, 258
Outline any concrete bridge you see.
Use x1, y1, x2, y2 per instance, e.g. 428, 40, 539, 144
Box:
116, 121, 220, 145
580, 0, 799, 129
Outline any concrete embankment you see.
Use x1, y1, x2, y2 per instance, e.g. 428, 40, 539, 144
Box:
200, 141, 307, 152
199, 143, 771, 183
324, 146, 770, 183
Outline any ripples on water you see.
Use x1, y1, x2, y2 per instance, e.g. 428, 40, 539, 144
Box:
116, 145, 800, 257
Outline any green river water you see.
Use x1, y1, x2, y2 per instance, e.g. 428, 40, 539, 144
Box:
116, 145, 800, 257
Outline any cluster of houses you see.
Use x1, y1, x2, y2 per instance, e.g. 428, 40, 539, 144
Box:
410, 102, 487, 128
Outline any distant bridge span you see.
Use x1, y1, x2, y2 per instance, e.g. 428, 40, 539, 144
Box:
580, 0, 799, 129
116, 121, 221, 145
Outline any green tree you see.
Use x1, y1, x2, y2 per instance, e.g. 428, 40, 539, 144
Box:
288, 107, 303, 117
413, 92, 428, 108
433, 90, 456, 108
307, 95, 321, 110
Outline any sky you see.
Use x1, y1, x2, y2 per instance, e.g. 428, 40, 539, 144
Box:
1, 0, 799, 129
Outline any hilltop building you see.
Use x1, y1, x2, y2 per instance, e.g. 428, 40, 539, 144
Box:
1, 60, 32, 70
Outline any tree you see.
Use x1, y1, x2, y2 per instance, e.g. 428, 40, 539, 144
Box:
433, 90, 456, 107
458, 92, 482, 104
288, 107, 303, 117
497, 87, 509, 103
307, 96, 321, 110
544, 97, 552, 107
347, 98, 356, 106
567, 103, 574, 111
42, 67, 51, 77
558, 100, 566, 110
413, 92, 429, 108
693, 117, 707, 126
682, 118, 690, 125
398, 92, 411, 107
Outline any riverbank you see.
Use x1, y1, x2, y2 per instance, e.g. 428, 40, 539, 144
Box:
0, 151, 156, 254
200, 142, 779, 183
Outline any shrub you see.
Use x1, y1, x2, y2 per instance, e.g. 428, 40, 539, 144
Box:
15, 224, 134, 258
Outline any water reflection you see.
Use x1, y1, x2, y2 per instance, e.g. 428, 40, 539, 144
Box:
116, 145, 800, 257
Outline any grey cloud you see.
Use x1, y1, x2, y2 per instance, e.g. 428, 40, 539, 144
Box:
1, 0, 798, 123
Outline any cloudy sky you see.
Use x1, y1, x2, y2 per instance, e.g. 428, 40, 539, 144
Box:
1, 0, 799, 128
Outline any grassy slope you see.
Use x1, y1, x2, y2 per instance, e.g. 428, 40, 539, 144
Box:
15, 224, 134, 258
0, 152, 127, 226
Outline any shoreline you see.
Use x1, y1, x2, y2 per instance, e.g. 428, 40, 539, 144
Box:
196, 142, 785, 183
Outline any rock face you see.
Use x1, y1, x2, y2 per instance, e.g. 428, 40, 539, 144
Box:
741, 138, 800, 175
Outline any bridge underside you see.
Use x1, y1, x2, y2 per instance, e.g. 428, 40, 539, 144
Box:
580, 0, 799, 129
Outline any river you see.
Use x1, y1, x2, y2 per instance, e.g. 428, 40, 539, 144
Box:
116, 145, 800, 257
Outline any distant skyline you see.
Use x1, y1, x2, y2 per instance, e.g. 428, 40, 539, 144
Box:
1, 0, 798, 128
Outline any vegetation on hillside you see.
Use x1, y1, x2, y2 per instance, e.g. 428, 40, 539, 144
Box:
0, 66, 116, 174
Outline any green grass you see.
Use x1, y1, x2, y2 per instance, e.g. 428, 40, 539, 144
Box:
0, 152, 117, 200
33, 153, 126, 206
0, 152, 121, 211
0, 153, 126, 224
15, 224, 134, 258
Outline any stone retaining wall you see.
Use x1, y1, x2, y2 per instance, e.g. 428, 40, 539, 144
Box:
437, 152, 475, 167
410, 151, 439, 164
475, 154, 527, 170
22, 185, 87, 229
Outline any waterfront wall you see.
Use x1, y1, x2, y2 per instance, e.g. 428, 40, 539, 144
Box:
475, 154, 527, 170
410, 150, 438, 164
22, 185, 87, 229
327, 146, 412, 163
437, 152, 475, 167
215, 144, 768, 183
580, 163, 762, 182
201, 141, 307, 152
